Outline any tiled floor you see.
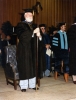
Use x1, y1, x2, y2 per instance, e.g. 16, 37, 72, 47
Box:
0, 66, 76, 100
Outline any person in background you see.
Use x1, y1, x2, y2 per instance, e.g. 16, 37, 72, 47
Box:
0, 32, 11, 68
67, 17, 76, 84
52, 22, 69, 82
0, 33, 2, 66
48, 25, 58, 37
0, 21, 13, 69
16, 8, 42, 92
49, 26, 64, 75
48, 26, 58, 74
39, 24, 51, 77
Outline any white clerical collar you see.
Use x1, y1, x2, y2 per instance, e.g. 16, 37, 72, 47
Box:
72, 23, 76, 25
60, 30, 66, 34
60, 30, 64, 33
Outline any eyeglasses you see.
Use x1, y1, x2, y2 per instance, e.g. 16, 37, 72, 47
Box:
41, 28, 45, 30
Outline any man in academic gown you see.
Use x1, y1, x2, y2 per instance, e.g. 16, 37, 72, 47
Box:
67, 17, 76, 84
16, 9, 42, 92
51, 22, 69, 82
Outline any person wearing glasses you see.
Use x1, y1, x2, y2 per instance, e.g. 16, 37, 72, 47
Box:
39, 24, 51, 77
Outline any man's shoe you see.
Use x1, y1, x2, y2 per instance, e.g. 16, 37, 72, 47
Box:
33, 87, 39, 90
73, 81, 76, 84
48, 75, 51, 77
21, 89, 26, 92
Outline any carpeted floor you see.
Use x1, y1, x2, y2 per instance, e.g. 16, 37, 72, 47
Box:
0, 66, 76, 100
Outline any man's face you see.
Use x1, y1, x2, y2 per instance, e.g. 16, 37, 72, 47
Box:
24, 12, 33, 22
40, 27, 46, 34
61, 24, 66, 31
6, 35, 11, 40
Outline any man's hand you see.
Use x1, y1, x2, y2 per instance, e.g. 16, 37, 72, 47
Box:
33, 28, 40, 34
33, 28, 41, 37
36, 32, 41, 37
6, 35, 11, 40
45, 44, 51, 49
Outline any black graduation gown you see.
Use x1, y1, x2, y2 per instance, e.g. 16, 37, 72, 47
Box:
16, 22, 35, 80
51, 33, 61, 54
16, 21, 45, 80
38, 37, 46, 78
29, 29, 46, 79
67, 24, 76, 75
51, 33, 68, 55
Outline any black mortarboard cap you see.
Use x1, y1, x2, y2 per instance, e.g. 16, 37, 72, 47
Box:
58, 22, 66, 27
57, 22, 66, 30
22, 8, 33, 14
39, 24, 46, 28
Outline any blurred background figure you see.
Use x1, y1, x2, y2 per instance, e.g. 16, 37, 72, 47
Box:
67, 17, 76, 84
0, 21, 13, 69
52, 22, 69, 82
39, 24, 51, 77
48, 26, 58, 74
0, 32, 2, 66
48, 25, 58, 36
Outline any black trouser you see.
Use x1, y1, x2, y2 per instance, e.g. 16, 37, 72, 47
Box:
55, 51, 69, 73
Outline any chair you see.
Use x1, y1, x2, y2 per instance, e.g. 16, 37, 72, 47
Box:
4, 45, 19, 90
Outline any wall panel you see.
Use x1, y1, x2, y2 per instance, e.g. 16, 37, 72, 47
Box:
0, 0, 3, 27
0, 0, 76, 30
